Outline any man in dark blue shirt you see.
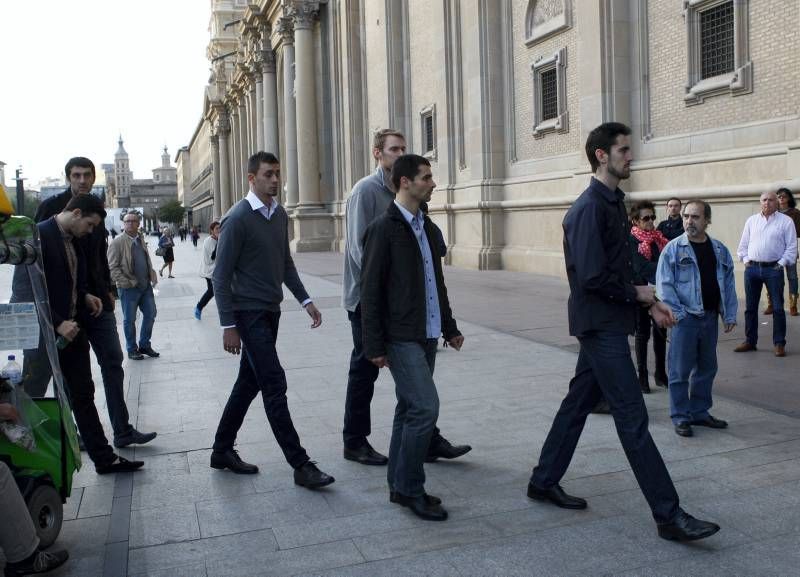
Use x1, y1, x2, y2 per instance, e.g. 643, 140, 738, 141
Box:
657, 198, 684, 240
526, 123, 720, 542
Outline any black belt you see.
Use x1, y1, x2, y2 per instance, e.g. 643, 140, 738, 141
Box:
750, 260, 779, 267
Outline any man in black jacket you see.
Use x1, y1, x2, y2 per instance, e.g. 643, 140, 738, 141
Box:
361, 154, 463, 522
27, 157, 156, 449
14, 194, 143, 474
526, 123, 720, 542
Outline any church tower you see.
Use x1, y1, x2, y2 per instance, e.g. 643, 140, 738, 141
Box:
114, 135, 132, 208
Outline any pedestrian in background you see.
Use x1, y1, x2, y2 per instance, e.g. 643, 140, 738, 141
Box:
657, 198, 684, 240
194, 221, 220, 320
775, 188, 800, 316
158, 227, 175, 278
191, 226, 200, 248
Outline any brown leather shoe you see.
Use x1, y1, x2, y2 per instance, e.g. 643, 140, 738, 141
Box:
734, 342, 756, 353
763, 304, 773, 315
775, 345, 786, 357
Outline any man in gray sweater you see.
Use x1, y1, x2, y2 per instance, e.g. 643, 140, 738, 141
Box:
210, 151, 334, 489
342, 129, 471, 466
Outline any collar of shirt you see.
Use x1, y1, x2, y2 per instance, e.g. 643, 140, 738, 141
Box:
393, 200, 424, 227
589, 176, 624, 203
245, 190, 279, 219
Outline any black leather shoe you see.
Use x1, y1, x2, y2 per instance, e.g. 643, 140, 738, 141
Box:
138, 346, 160, 358
527, 483, 587, 509
210, 449, 259, 474
128, 350, 145, 360
654, 373, 668, 388
344, 442, 388, 466
425, 437, 472, 462
96, 455, 144, 475
393, 492, 448, 521
591, 400, 611, 414
390, 491, 442, 506
675, 422, 693, 437
114, 429, 157, 448
4, 548, 69, 576
658, 509, 720, 541
294, 461, 335, 489
691, 415, 728, 429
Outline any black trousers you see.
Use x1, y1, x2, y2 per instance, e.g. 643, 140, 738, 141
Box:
58, 330, 116, 467
213, 309, 309, 469
635, 307, 667, 382
531, 331, 680, 523
197, 278, 214, 311
343, 305, 442, 449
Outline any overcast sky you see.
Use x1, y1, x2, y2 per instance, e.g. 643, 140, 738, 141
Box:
0, 1, 211, 189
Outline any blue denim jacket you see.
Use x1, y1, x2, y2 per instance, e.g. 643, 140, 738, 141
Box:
656, 233, 738, 324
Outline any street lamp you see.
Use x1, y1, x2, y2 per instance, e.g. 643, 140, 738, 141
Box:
14, 167, 26, 215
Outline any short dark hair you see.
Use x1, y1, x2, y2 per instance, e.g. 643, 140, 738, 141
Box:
629, 200, 656, 222
391, 154, 431, 190
667, 197, 682, 206
64, 192, 106, 219
585, 122, 632, 172
64, 157, 95, 179
247, 151, 279, 175
210, 220, 221, 231
778, 187, 796, 209
683, 199, 712, 221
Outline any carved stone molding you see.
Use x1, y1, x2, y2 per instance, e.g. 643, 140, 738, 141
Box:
255, 48, 276, 74
525, 0, 572, 47
275, 16, 294, 44
290, 1, 319, 31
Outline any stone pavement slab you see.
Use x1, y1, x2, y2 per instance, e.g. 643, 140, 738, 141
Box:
3, 239, 800, 576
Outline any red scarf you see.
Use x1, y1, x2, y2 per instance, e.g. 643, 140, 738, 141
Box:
631, 226, 668, 261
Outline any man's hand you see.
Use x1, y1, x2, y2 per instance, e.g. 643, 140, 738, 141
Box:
85, 294, 103, 317
150, 270, 158, 287
0, 403, 20, 423
724, 323, 736, 333
447, 335, 464, 351
369, 356, 389, 368
108, 292, 116, 312
304, 302, 322, 328
56, 320, 79, 342
223, 327, 241, 355
635, 285, 657, 305
649, 302, 676, 328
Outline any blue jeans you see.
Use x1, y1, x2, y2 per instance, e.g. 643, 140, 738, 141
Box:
118, 285, 157, 353
668, 312, 718, 425
744, 264, 786, 346
212, 310, 309, 469
386, 339, 440, 497
531, 331, 680, 524
786, 261, 798, 295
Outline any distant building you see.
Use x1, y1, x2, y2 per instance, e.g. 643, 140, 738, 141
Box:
38, 185, 106, 202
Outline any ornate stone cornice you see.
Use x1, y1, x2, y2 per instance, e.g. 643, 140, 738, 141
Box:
275, 16, 294, 44
289, 1, 319, 31
214, 110, 230, 135
210, 133, 220, 147
254, 48, 276, 74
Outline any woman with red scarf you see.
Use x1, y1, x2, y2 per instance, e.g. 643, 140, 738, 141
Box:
630, 201, 670, 393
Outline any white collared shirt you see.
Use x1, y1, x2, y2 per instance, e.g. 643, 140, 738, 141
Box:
245, 190, 278, 220
737, 211, 798, 266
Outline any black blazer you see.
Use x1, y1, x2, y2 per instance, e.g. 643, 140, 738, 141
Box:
37, 217, 89, 330
360, 202, 460, 359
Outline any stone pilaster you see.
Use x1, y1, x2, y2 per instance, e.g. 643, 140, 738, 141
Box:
215, 110, 232, 216
277, 15, 299, 210
259, 45, 279, 155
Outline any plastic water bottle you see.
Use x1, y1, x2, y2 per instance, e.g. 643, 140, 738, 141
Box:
1, 355, 23, 387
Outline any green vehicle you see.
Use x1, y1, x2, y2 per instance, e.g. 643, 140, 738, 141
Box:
0, 215, 82, 548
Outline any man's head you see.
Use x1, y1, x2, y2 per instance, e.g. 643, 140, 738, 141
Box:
760, 190, 779, 217
585, 122, 633, 179
629, 200, 656, 232
666, 197, 682, 218
247, 151, 281, 200
60, 193, 106, 238
209, 220, 221, 239
391, 154, 435, 205
372, 129, 407, 172
122, 211, 142, 237
65, 157, 96, 196
777, 187, 796, 210
682, 200, 711, 242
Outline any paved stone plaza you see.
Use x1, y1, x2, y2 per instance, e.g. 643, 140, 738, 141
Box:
3, 238, 800, 576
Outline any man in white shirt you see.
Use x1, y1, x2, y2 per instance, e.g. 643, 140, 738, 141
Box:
735, 190, 798, 357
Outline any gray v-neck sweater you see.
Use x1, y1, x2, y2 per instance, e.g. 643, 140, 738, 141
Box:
212, 199, 309, 326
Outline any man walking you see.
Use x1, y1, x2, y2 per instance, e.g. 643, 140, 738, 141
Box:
13, 195, 143, 474
22, 156, 155, 449
657, 198, 684, 240
361, 154, 463, 521
735, 190, 798, 357
107, 211, 161, 361
210, 151, 334, 489
527, 123, 720, 541
656, 200, 737, 437
342, 128, 470, 466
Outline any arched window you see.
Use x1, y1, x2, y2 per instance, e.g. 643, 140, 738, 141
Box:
525, 0, 572, 47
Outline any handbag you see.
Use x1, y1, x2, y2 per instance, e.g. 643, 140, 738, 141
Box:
155, 246, 165, 257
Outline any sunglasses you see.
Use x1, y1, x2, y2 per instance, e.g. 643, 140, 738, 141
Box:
639, 215, 656, 222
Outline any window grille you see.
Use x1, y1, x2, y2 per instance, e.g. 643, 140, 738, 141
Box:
700, 1, 734, 79
423, 113, 434, 154
540, 68, 558, 121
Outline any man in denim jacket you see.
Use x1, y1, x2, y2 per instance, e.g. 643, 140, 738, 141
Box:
656, 200, 737, 438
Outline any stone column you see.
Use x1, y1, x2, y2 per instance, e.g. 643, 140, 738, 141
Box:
292, 1, 321, 210
210, 133, 222, 218
228, 101, 240, 199
216, 110, 232, 215
277, 16, 299, 209
253, 63, 264, 150
238, 98, 249, 192
260, 48, 279, 154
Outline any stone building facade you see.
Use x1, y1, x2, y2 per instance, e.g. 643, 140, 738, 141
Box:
183, 0, 800, 280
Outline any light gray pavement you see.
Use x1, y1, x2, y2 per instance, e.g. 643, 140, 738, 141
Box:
3, 236, 800, 576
